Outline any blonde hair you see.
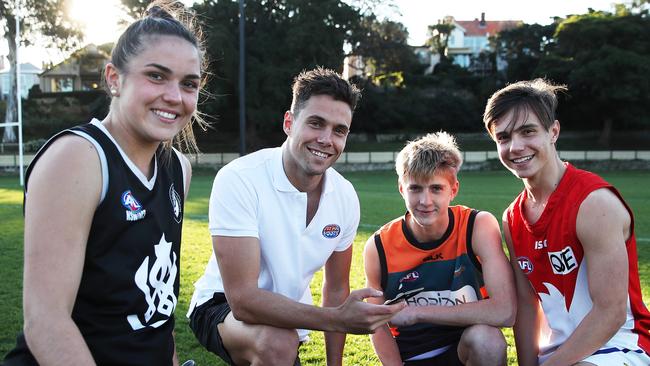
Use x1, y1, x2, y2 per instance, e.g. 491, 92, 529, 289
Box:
395, 131, 463, 183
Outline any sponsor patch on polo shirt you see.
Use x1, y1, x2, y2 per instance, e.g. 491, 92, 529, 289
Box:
322, 224, 341, 238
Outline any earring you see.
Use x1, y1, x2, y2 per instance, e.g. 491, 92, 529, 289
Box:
110, 88, 118, 96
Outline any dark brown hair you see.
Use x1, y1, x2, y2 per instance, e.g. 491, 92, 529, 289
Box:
108, 0, 208, 153
110, 0, 206, 76
290, 67, 361, 116
483, 79, 567, 137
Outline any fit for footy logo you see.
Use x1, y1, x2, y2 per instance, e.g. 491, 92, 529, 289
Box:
127, 234, 178, 330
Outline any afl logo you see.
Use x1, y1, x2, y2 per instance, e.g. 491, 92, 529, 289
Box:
517, 256, 534, 275
121, 190, 142, 212
322, 224, 341, 238
400, 271, 420, 283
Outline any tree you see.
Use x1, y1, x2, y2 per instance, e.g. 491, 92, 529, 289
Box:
492, 22, 557, 83
0, 0, 81, 142
348, 18, 422, 86
426, 18, 455, 65
194, 0, 377, 149
120, 0, 149, 20
535, 6, 650, 144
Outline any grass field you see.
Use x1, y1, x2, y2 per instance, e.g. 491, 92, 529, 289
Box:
1, 168, 649, 365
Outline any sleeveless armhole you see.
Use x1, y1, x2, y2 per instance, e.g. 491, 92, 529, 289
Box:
69, 130, 109, 204
607, 186, 635, 235
465, 209, 482, 273
172, 147, 187, 194
375, 233, 389, 290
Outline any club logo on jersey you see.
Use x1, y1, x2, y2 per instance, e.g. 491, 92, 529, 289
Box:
121, 190, 146, 221
548, 246, 578, 275
399, 271, 420, 283
322, 224, 341, 238
169, 184, 182, 223
127, 234, 178, 330
517, 256, 534, 274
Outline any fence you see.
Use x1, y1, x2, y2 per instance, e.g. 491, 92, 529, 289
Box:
3, 150, 650, 169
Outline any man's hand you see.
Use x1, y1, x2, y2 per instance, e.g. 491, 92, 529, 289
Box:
334, 288, 406, 334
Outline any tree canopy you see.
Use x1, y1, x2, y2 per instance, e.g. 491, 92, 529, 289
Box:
350, 17, 421, 81
535, 7, 650, 141
427, 20, 455, 65
493, 22, 557, 82
191, 0, 415, 149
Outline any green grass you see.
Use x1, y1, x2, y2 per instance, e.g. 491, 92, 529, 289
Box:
1, 169, 649, 365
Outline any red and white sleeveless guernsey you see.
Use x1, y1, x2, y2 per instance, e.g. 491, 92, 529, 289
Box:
506, 163, 650, 360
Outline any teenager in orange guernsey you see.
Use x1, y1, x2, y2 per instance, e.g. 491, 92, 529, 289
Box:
483, 79, 650, 366
364, 132, 516, 365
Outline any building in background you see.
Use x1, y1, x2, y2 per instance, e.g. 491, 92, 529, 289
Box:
0, 58, 42, 100
343, 13, 521, 79
446, 13, 521, 73
39, 44, 110, 93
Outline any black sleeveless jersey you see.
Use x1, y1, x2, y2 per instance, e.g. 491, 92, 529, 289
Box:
4, 121, 185, 365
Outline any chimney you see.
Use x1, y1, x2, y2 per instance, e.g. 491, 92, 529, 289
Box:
479, 12, 486, 27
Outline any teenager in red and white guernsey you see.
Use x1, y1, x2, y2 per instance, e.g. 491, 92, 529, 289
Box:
483, 79, 650, 366
186, 67, 405, 366
3, 1, 206, 364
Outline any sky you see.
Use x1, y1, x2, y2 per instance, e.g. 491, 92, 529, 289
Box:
2, 0, 621, 69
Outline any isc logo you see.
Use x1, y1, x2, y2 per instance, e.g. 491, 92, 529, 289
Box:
534, 240, 548, 249
547, 246, 578, 275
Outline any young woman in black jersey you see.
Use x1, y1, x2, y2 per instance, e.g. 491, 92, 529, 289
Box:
3, 1, 207, 365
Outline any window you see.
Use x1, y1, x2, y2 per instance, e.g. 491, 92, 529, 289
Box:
55, 77, 74, 92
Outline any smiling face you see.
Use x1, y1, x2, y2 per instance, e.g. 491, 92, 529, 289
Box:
493, 109, 560, 181
282, 94, 352, 184
106, 35, 201, 147
399, 172, 458, 239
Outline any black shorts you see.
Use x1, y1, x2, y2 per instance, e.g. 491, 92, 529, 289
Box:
403, 341, 462, 366
188, 293, 301, 366
2, 332, 38, 365
188, 292, 236, 365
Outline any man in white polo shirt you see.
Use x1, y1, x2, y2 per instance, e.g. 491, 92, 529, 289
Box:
187, 67, 405, 366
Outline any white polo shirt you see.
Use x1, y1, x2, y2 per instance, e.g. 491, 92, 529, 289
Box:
187, 147, 360, 340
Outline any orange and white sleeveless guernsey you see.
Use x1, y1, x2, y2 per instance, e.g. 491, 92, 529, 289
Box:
507, 163, 650, 362
375, 205, 486, 360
